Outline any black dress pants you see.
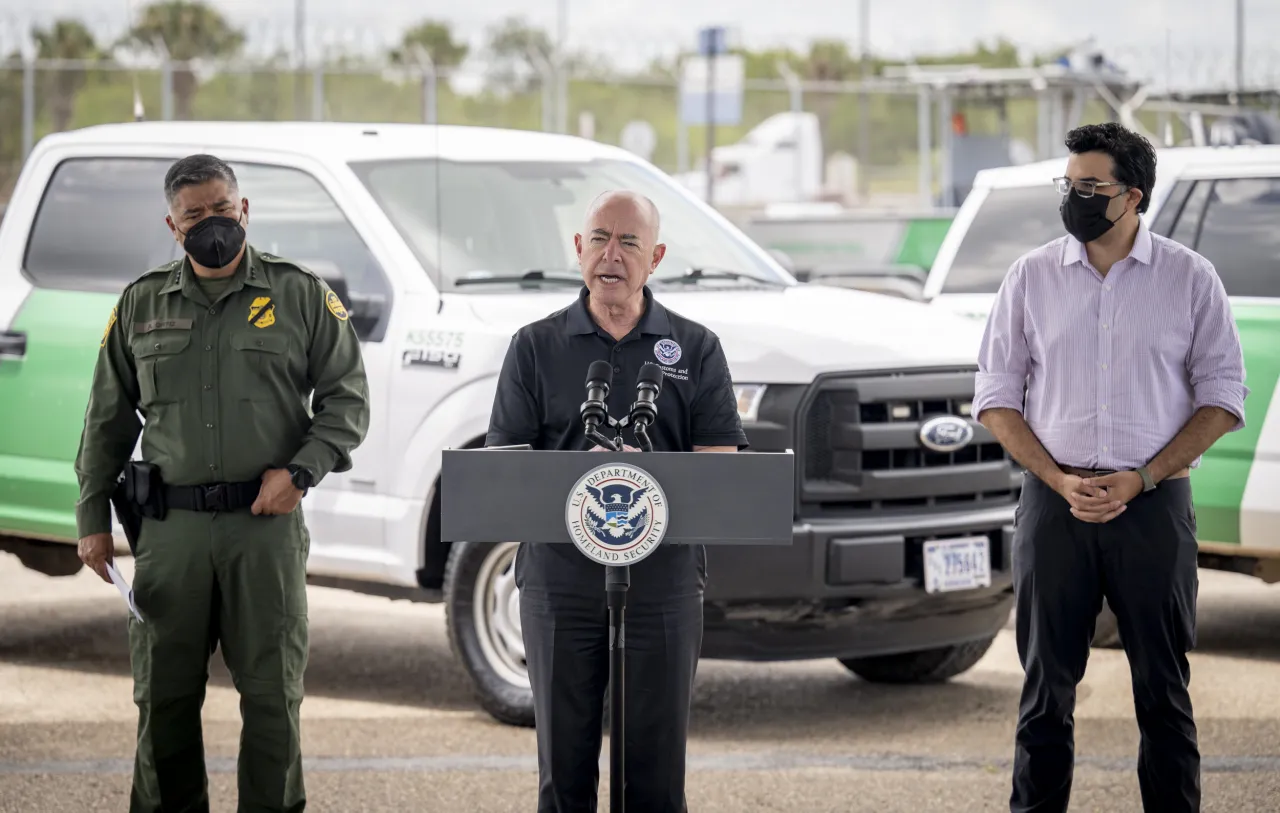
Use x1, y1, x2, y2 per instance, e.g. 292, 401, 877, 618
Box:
1010, 473, 1201, 813
517, 545, 704, 813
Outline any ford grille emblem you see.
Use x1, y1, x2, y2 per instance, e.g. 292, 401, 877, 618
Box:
919, 415, 974, 453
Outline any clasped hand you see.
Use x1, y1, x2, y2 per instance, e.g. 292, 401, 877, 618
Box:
250, 468, 304, 516
1056, 471, 1143, 523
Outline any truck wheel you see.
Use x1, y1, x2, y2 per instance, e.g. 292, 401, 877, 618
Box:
1091, 600, 1122, 649
838, 635, 996, 684
0, 537, 84, 577
443, 540, 535, 727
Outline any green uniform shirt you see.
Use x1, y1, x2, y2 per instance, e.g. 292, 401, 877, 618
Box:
74, 244, 371, 537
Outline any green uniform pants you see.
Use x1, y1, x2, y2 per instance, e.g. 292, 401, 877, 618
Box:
127, 506, 310, 813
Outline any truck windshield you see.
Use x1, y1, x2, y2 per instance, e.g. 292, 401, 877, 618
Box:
941, 183, 1065, 294
348, 157, 792, 290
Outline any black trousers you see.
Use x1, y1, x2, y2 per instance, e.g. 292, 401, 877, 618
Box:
518, 578, 703, 813
1010, 473, 1201, 813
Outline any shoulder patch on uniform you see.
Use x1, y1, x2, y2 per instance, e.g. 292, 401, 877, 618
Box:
325, 289, 349, 322
101, 307, 117, 347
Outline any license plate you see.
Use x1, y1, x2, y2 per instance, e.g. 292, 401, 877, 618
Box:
922, 536, 991, 594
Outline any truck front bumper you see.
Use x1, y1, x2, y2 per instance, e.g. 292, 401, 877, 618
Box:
700, 504, 1016, 661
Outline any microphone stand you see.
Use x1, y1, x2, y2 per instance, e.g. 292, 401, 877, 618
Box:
580, 386, 627, 810
582, 373, 657, 812
606, 530, 629, 813
605, 418, 656, 812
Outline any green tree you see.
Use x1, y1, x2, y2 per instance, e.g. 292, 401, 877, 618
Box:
390, 20, 469, 70
912, 37, 1025, 69
32, 20, 101, 133
123, 0, 244, 120
805, 39, 861, 82
734, 47, 807, 80
484, 17, 555, 94
0, 55, 27, 198
798, 39, 862, 152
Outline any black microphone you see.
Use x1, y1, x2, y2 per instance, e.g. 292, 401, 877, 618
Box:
582, 359, 620, 450
630, 364, 664, 452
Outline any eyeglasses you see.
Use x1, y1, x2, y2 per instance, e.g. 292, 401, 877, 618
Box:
1053, 177, 1127, 198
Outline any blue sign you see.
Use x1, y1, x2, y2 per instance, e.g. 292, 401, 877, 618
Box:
678, 53, 744, 127
698, 27, 727, 57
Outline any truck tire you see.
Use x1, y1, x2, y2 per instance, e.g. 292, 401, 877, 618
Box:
1091, 600, 1122, 649
443, 540, 535, 727
0, 536, 84, 577
838, 635, 996, 684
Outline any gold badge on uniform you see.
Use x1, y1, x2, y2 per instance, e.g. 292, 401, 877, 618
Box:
101, 306, 117, 347
248, 296, 275, 329
325, 290, 349, 322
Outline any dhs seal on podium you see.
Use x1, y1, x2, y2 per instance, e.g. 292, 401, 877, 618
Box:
565, 463, 668, 566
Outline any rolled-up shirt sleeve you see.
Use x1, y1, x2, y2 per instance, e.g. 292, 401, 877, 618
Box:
972, 261, 1031, 420
1187, 261, 1249, 431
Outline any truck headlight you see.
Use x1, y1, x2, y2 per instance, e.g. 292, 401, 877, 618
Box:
732, 384, 767, 422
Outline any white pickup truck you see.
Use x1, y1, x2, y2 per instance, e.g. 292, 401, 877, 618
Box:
0, 121, 1020, 725
924, 145, 1280, 646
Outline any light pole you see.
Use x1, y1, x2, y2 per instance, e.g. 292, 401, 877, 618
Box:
556, 0, 568, 133
858, 0, 870, 201
295, 0, 307, 119
1235, 0, 1245, 94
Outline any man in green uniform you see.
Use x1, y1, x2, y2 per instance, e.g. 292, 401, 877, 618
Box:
74, 153, 370, 812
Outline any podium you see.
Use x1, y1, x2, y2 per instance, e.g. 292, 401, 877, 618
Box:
441, 445, 794, 811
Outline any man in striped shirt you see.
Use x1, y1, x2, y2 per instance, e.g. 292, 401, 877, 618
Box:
973, 122, 1248, 813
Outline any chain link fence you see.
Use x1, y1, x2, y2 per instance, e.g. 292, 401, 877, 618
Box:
3, 53, 1280, 210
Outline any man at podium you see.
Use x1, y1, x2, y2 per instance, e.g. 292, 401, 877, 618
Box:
485, 190, 748, 812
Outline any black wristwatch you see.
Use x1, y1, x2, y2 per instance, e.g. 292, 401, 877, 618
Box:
287, 464, 315, 494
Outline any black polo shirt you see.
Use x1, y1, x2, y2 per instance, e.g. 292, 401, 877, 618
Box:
485, 285, 748, 596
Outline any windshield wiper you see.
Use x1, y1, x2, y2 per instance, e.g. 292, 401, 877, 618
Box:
656, 267, 782, 286
453, 269, 583, 287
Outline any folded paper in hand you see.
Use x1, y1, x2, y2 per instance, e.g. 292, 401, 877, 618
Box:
106, 561, 144, 623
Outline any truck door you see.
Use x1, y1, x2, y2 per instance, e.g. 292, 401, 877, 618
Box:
1151, 174, 1280, 550
0, 156, 181, 541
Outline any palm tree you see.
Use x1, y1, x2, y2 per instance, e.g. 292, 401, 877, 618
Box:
32, 20, 100, 133
124, 0, 245, 120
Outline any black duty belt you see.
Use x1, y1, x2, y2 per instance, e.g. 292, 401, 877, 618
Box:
164, 480, 261, 512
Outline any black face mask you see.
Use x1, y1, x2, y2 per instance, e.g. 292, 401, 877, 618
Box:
181, 214, 245, 269
1060, 189, 1126, 244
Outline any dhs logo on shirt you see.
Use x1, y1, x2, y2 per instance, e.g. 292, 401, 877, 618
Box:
654, 339, 682, 365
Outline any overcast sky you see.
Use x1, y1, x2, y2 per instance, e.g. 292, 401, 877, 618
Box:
4, 0, 1278, 87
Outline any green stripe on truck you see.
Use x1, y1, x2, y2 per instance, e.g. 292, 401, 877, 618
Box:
893, 217, 954, 271
1190, 303, 1280, 546
0, 289, 117, 542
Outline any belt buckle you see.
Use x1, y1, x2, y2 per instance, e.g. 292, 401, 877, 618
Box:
201, 483, 228, 512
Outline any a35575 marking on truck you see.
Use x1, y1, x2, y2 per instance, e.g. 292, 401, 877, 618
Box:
403, 331, 465, 370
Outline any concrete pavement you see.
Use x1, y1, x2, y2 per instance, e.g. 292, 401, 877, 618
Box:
2, 553, 1279, 812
